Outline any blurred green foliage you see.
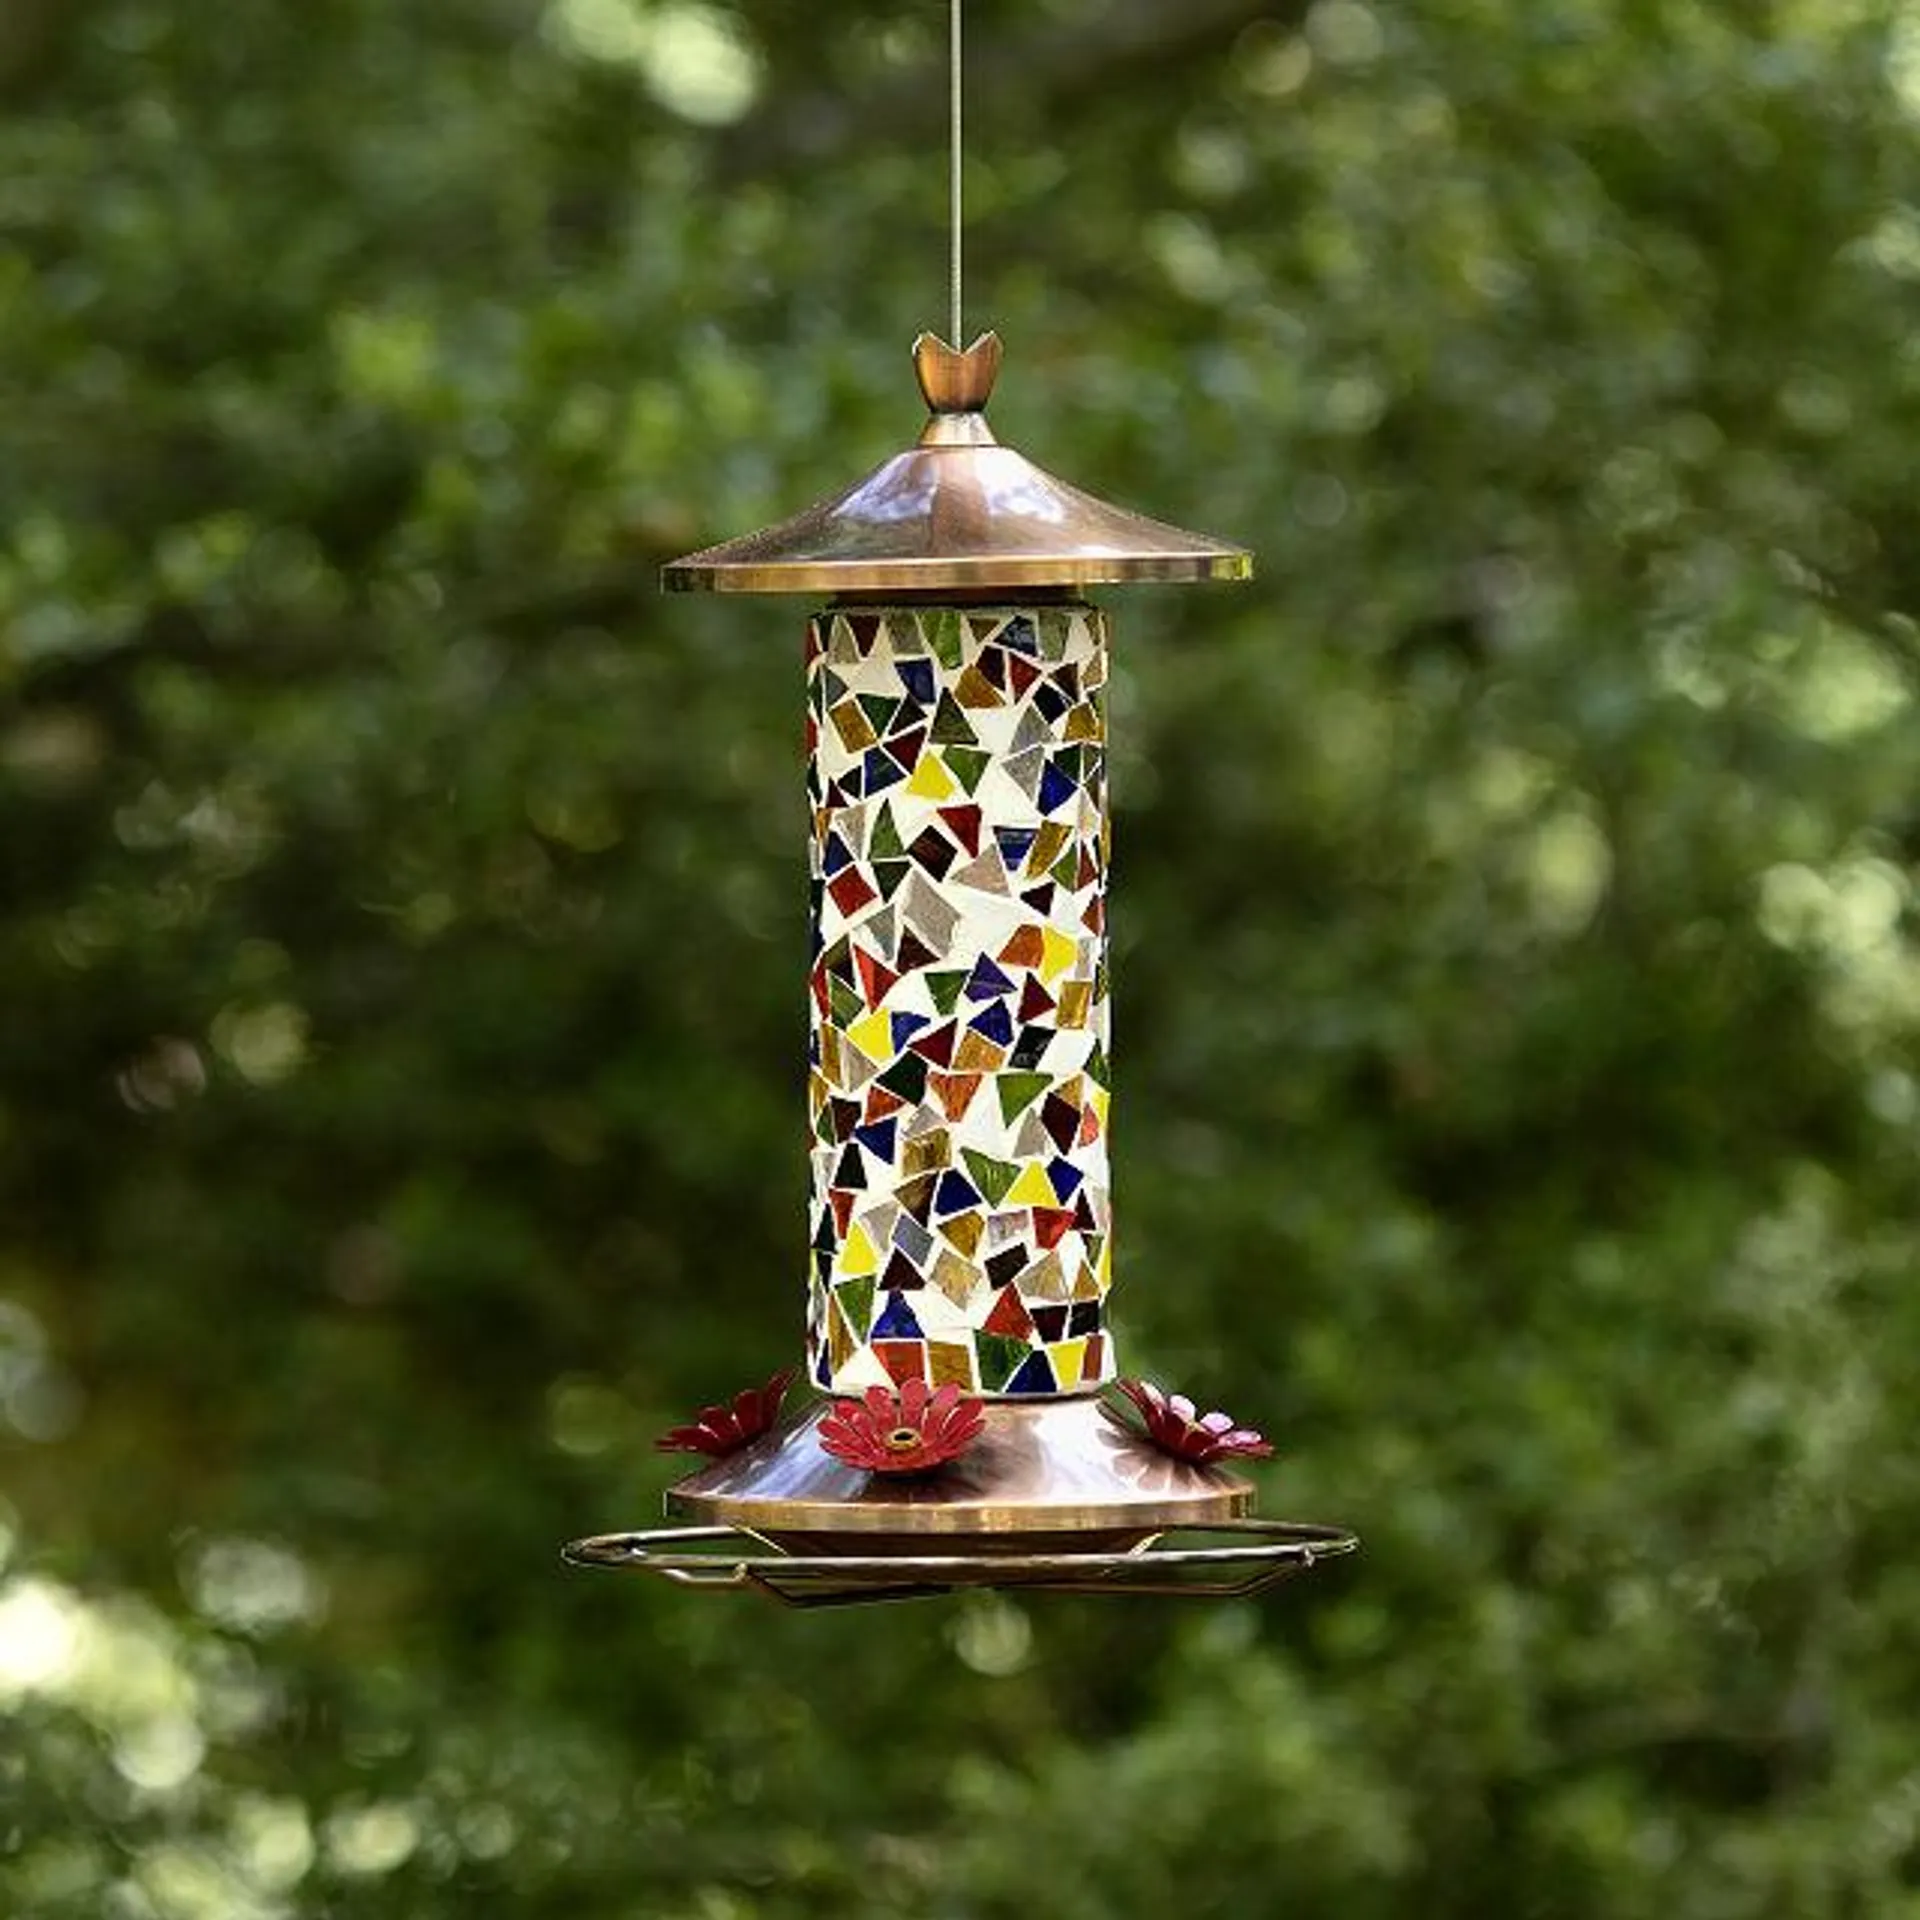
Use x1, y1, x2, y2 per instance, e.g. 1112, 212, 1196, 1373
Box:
6, 0, 1920, 1914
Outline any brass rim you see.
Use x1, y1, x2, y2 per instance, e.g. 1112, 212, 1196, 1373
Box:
661, 551, 1253, 594
561, 1519, 1361, 1606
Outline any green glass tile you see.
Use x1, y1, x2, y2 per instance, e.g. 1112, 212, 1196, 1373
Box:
974, 1331, 1032, 1394
944, 746, 991, 794
929, 692, 979, 747
996, 1072, 1053, 1126
961, 1148, 1020, 1208
836, 1276, 876, 1337
926, 609, 964, 668
927, 970, 968, 1018
869, 802, 905, 862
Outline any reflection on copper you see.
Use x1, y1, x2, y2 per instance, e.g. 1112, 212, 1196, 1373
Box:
663, 335, 1251, 594
666, 1395, 1253, 1537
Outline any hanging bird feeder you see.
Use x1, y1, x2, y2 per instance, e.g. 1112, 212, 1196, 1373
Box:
565, 5, 1356, 1607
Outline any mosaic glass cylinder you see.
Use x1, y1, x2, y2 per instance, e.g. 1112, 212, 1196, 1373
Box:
805, 603, 1114, 1398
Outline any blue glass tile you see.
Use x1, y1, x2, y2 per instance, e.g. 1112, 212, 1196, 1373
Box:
968, 1001, 1015, 1046
1004, 1349, 1059, 1395
872, 1294, 925, 1341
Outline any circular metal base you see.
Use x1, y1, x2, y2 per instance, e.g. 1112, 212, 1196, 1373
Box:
663, 1396, 1254, 1538
562, 1519, 1359, 1608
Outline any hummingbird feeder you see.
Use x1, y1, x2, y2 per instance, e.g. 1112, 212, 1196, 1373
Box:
564, 4, 1357, 1606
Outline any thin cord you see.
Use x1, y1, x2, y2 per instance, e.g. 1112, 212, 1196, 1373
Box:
949, 0, 963, 343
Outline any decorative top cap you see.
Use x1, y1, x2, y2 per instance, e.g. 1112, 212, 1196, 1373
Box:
662, 335, 1252, 595
914, 331, 1002, 414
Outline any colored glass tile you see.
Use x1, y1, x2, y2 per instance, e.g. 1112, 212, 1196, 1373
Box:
950, 850, 1010, 895
1004, 1350, 1058, 1395
928, 1340, 976, 1390
1030, 1305, 1070, 1343
955, 665, 1004, 708
874, 1341, 929, 1386
901, 1128, 951, 1177
1009, 1026, 1052, 1071
835, 1275, 876, 1336
996, 1072, 1052, 1126
975, 1333, 1030, 1393
869, 802, 906, 861
892, 1215, 936, 1269
934, 1169, 984, 1216
985, 1247, 1028, 1289
995, 825, 1037, 867
925, 608, 964, 667
872, 1294, 924, 1341
827, 869, 877, 918
983, 1288, 1036, 1339
1050, 1338, 1089, 1389
939, 1211, 984, 1256
876, 1054, 929, 1103
1033, 1207, 1076, 1250
938, 803, 983, 854
926, 969, 967, 1017
880, 1249, 924, 1291
967, 1001, 1015, 1046
908, 826, 959, 880
909, 1021, 957, 1067
960, 1149, 1020, 1208
861, 746, 904, 794
931, 1251, 977, 1306
944, 746, 992, 793
931, 1070, 983, 1120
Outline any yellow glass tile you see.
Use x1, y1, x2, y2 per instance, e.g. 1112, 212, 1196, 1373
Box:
840, 1224, 879, 1278
905, 751, 958, 800
1064, 704, 1100, 743
847, 1009, 893, 1061
1007, 1163, 1056, 1206
1058, 979, 1093, 1029
1039, 927, 1077, 983
1051, 1338, 1088, 1389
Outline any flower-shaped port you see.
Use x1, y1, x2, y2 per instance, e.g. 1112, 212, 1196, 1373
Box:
655, 1369, 796, 1458
1103, 1379, 1275, 1466
817, 1379, 985, 1476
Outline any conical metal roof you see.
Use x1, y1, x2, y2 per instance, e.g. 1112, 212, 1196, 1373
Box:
661, 334, 1252, 595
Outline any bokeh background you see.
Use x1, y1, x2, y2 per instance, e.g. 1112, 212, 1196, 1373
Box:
7, 0, 1920, 1914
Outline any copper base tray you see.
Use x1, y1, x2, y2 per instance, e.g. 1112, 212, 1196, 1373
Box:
563, 1398, 1357, 1605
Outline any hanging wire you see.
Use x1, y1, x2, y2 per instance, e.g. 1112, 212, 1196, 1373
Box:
950, 0, 963, 343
